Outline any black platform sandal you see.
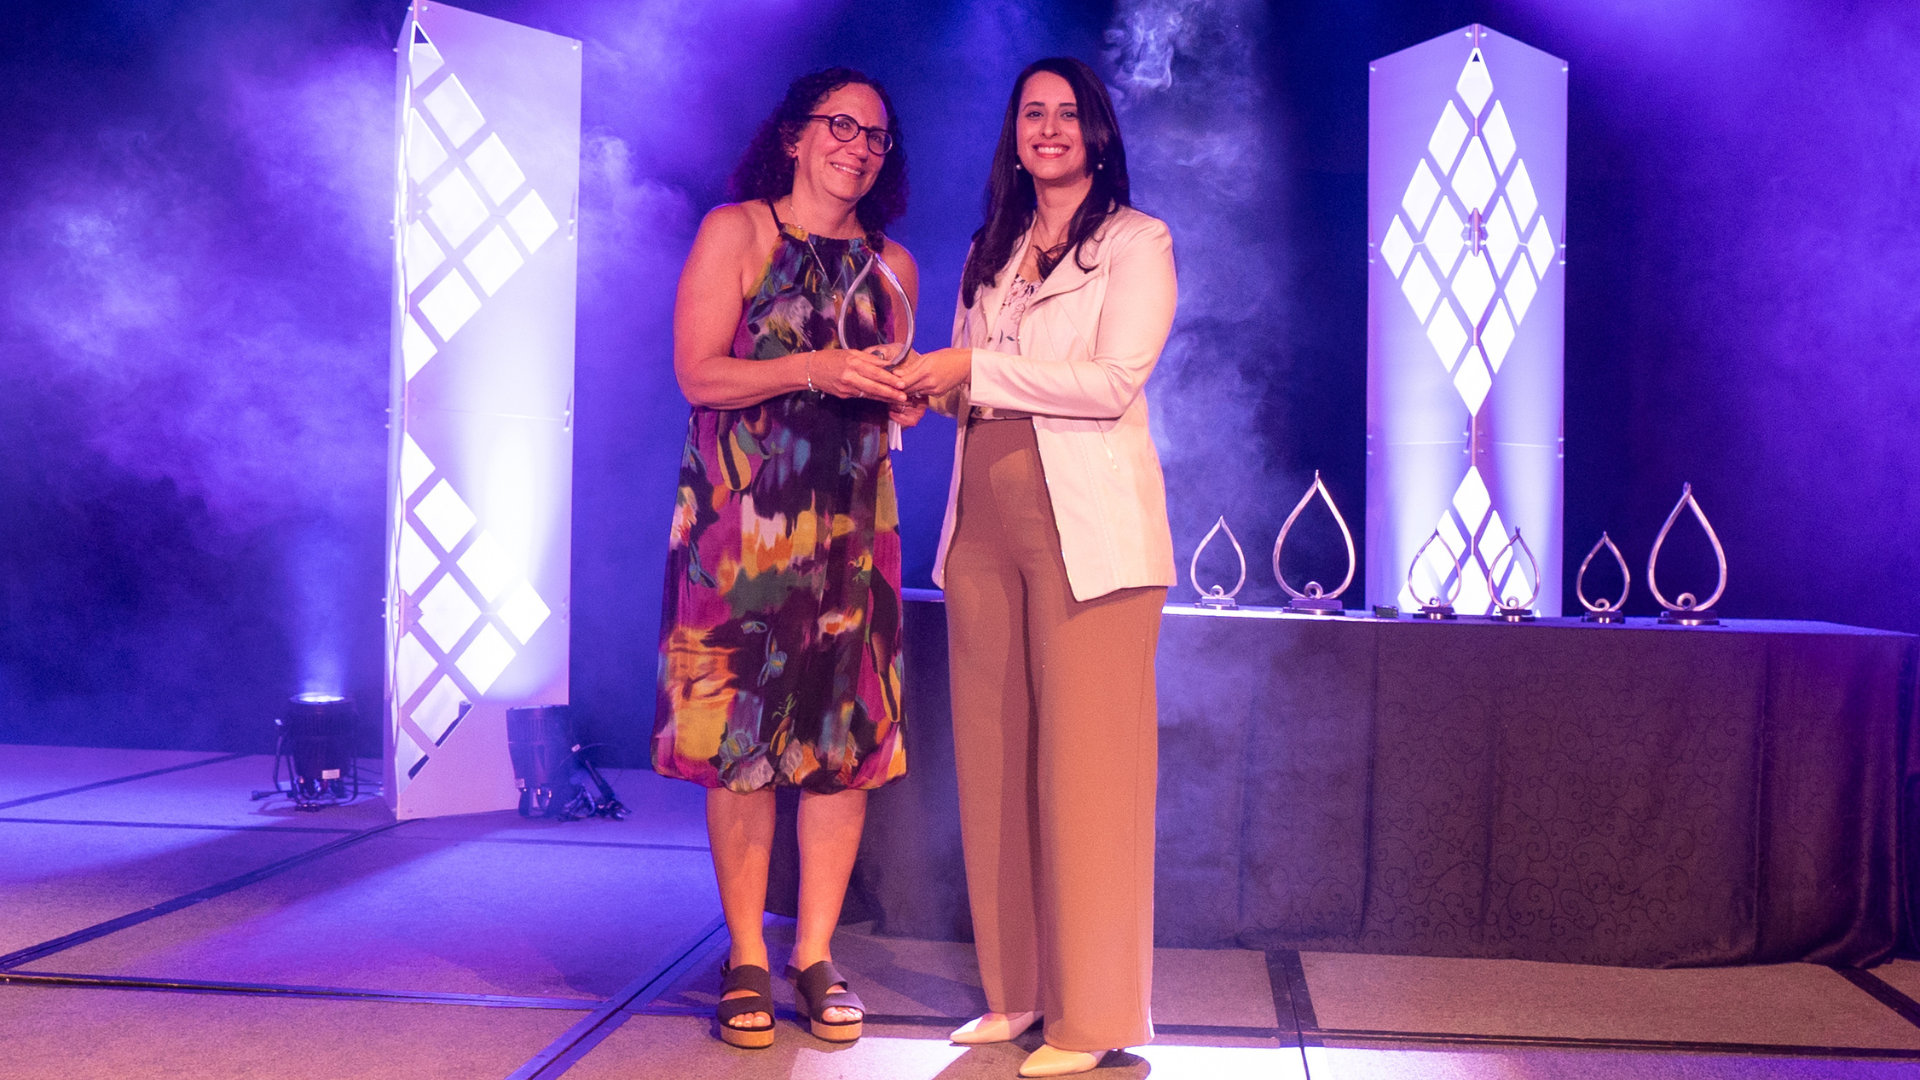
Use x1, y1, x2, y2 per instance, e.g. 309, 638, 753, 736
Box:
716, 962, 776, 1049
785, 959, 865, 1042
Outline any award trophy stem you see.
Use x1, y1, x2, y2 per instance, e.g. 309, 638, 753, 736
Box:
836, 253, 915, 452
1488, 529, 1541, 622
1406, 529, 1467, 620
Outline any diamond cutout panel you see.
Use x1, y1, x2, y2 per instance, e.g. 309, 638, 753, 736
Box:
397, 630, 437, 704
398, 523, 437, 594
413, 479, 476, 551
424, 74, 484, 147
414, 676, 468, 745
416, 573, 480, 653
498, 581, 551, 644
467, 133, 526, 205
1385, 47, 1555, 417
458, 531, 517, 603
466, 225, 525, 296
457, 623, 516, 694
507, 191, 560, 252
400, 434, 435, 497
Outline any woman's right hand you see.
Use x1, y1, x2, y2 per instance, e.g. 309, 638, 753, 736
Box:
807, 348, 908, 404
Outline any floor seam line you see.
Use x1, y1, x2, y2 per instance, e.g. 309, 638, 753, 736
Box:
0, 818, 407, 971
0, 752, 248, 812
0, 970, 597, 1010
0, 816, 360, 834
505, 915, 727, 1080
1303, 1025, 1920, 1059
1829, 964, 1920, 1030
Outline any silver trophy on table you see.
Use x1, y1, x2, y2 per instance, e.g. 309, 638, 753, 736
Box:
1405, 529, 1469, 619
1647, 483, 1727, 626
1487, 529, 1541, 622
1271, 471, 1355, 616
1576, 532, 1631, 623
1189, 516, 1248, 610
836, 253, 915, 450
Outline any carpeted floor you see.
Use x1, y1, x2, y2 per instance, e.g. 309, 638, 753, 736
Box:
1, 743, 1917, 1079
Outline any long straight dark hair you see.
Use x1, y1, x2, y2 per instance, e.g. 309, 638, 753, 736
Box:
960, 57, 1130, 308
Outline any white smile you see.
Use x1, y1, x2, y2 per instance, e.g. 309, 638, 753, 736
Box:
1033, 145, 1069, 158
830, 162, 863, 177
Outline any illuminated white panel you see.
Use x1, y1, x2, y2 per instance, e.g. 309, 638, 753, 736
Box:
1456, 51, 1494, 113
1400, 255, 1441, 323
396, 630, 437, 703
1401, 160, 1441, 229
413, 676, 468, 743
410, 41, 443, 85
1452, 255, 1496, 325
427, 170, 488, 248
424, 74, 485, 147
400, 434, 435, 496
1367, 27, 1565, 616
1485, 198, 1520, 275
506, 190, 560, 253
407, 110, 448, 183
398, 522, 437, 594
1426, 303, 1468, 371
402, 314, 437, 379
465, 226, 525, 296
1485, 102, 1516, 170
1452, 138, 1497, 211
1508, 159, 1540, 225
457, 624, 516, 694
419, 271, 481, 339
1380, 216, 1414, 277
413, 479, 476, 550
457, 531, 516, 602
405, 220, 444, 292
1427, 102, 1468, 172
388, 5, 580, 820
1507, 264, 1538, 320
466, 133, 526, 205
416, 574, 480, 653
1526, 218, 1557, 276
1426, 200, 1465, 277
497, 581, 552, 644
1482, 303, 1516, 371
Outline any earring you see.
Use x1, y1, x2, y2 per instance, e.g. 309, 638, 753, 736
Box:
1014, 161, 1022, 171
1096, 161, 1104, 170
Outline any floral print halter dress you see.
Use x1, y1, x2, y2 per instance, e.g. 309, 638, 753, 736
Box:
653, 202, 907, 794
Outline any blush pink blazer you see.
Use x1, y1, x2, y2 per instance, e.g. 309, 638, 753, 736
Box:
932, 206, 1179, 602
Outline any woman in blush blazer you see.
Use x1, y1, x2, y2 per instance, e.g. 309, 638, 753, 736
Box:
898, 56, 1176, 1079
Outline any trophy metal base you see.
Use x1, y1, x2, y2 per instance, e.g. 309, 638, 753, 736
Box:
1287, 597, 1344, 616
1416, 605, 1457, 620
1582, 609, 1627, 624
1659, 607, 1719, 626
1494, 607, 1537, 622
1195, 596, 1239, 611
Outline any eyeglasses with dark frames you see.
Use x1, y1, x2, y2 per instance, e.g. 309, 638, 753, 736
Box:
805, 113, 895, 155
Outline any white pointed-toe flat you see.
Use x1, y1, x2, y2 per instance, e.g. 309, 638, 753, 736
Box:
949, 1009, 1041, 1045
1017, 1044, 1104, 1077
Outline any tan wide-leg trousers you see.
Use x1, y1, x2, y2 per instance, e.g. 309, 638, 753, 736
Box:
944, 417, 1165, 1053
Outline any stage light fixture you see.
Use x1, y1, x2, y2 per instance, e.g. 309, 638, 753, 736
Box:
256, 693, 363, 810
506, 705, 626, 821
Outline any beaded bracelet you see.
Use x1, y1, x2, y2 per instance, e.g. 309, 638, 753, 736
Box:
805, 355, 816, 393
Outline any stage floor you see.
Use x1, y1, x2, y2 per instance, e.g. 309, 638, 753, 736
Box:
3, 745, 1919, 1079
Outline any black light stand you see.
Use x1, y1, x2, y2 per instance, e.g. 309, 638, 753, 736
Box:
506, 705, 627, 821
253, 694, 366, 810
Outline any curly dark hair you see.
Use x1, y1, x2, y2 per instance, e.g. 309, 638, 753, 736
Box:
727, 67, 908, 251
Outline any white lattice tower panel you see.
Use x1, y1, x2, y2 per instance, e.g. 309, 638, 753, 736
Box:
385, 2, 580, 819
1367, 26, 1566, 615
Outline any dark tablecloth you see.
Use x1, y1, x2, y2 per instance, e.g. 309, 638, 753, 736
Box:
850, 595, 1918, 967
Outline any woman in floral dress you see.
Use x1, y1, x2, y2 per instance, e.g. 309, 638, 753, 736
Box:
653, 67, 921, 1048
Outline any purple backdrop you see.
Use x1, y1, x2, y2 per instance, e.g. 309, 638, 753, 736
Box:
1, 0, 1915, 760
